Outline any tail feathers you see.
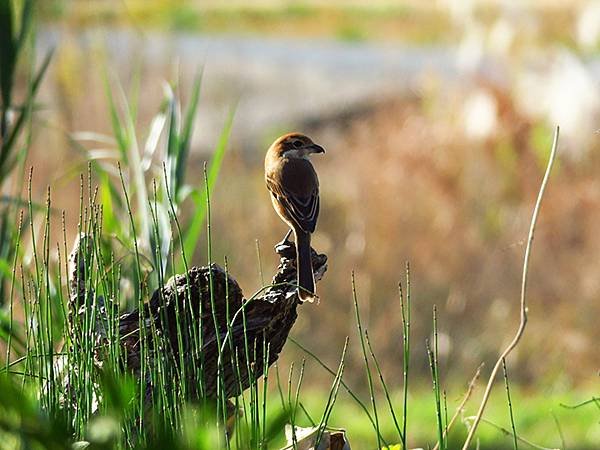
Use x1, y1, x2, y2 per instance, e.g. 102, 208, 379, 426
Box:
295, 230, 316, 302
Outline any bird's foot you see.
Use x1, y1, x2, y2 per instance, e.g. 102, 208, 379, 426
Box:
274, 239, 294, 256
274, 229, 294, 254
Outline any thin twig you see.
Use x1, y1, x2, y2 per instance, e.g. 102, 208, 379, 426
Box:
461, 126, 559, 449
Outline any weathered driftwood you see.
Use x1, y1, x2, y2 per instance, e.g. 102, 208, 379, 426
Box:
68, 234, 327, 403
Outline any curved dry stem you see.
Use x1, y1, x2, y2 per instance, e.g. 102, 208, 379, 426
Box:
461, 126, 559, 449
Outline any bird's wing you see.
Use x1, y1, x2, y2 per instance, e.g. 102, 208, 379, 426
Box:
266, 176, 319, 233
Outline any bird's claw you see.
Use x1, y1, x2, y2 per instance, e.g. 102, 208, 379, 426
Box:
274, 240, 294, 255
274, 229, 294, 253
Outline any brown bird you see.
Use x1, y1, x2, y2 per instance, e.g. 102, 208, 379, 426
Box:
265, 133, 325, 302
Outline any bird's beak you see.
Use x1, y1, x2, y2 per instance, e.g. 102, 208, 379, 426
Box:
309, 144, 326, 154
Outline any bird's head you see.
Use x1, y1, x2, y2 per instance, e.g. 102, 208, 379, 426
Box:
270, 133, 326, 159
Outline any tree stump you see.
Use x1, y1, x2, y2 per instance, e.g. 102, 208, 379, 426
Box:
68, 235, 327, 403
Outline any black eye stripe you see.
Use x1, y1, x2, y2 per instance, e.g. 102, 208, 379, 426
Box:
292, 140, 303, 148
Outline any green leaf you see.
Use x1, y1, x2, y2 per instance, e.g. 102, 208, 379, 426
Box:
102, 70, 128, 161
128, 58, 142, 126
100, 172, 116, 234
176, 70, 202, 195
15, 0, 33, 55
165, 86, 180, 199
182, 106, 234, 262
1, 48, 53, 171
0, 0, 15, 109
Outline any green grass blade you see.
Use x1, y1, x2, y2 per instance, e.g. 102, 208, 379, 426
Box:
176, 71, 202, 196
351, 271, 382, 449
16, 0, 33, 54
0, 0, 15, 114
502, 358, 519, 450
400, 263, 411, 449
315, 337, 349, 446
165, 84, 180, 200
182, 107, 234, 261
428, 306, 445, 450
1, 48, 53, 170
102, 70, 128, 161
364, 330, 403, 443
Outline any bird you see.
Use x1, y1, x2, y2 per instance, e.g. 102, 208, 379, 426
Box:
265, 133, 325, 302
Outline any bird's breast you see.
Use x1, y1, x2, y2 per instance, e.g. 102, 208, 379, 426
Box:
278, 158, 319, 196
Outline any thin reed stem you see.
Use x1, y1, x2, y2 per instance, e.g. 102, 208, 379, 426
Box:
502, 359, 519, 450
351, 271, 382, 449
462, 127, 559, 450
400, 262, 411, 449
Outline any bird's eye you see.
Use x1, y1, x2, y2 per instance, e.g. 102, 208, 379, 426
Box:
292, 140, 303, 148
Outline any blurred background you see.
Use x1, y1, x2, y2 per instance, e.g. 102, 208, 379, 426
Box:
12, 0, 600, 444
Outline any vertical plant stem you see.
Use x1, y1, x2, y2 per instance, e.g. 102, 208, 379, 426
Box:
42, 186, 56, 411
261, 338, 270, 449
163, 165, 198, 399
351, 271, 382, 449
5, 210, 23, 371
117, 162, 147, 434
255, 239, 265, 287
400, 262, 411, 449
432, 364, 483, 450
292, 359, 306, 422
203, 162, 227, 443
315, 337, 349, 446
461, 126, 559, 450
428, 306, 445, 450
287, 362, 297, 448
502, 359, 519, 450
364, 330, 403, 442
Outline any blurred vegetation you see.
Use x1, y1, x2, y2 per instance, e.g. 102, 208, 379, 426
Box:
1, 0, 599, 448
35, 0, 592, 49
0, 0, 51, 311
7, 0, 599, 389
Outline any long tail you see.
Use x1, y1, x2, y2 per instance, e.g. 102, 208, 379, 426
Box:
295, 230, 315, 302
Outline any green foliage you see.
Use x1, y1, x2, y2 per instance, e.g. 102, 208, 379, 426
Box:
76, 68, 234, 294
0, 0, 53, 315
0, 0, 52, 179
183, 107, 234, 266
0, 375, 72, 450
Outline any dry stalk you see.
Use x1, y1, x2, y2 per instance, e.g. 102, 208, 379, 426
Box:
461, 127, 560, 449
